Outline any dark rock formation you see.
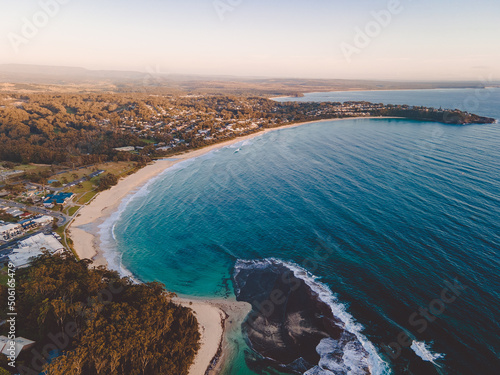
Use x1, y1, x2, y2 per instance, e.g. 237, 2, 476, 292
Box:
233, 259, 371, 374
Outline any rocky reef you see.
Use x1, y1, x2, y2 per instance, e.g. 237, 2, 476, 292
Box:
233, 259, 373, 374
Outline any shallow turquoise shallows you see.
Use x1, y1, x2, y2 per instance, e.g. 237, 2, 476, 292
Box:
103, 89, 500, 375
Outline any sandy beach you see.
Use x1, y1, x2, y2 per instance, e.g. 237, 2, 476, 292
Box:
69, 116, 399, 263
69, 117, 387, 264
175, 297, 252, 375
68, 116, 396, 374
175, 298, 225, 375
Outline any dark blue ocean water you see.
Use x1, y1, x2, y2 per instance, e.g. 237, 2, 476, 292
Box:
104, 88, 500, 375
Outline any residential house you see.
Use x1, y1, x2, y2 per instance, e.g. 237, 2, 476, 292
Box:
0, 223, 22, 240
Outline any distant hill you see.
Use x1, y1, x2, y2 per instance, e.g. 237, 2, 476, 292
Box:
0, 64, 498, 96
0, 64, 144, 84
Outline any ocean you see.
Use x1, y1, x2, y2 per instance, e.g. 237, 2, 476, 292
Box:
101, 88, 500, 375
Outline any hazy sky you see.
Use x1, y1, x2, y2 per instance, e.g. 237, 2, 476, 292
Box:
1, 0, 499, 80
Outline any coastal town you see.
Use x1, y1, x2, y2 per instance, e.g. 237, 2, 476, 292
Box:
1, 0, 498, 371
0, 91, 496, 373
0, 159, 140, 273
1, 93, 494, 169
0, 93, 495, 274
0, 190, 68, 269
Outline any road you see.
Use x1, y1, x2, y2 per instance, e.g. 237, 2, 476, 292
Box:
26, 182, 63, 192
0, 198, 69, 225
0, 227, 49, 253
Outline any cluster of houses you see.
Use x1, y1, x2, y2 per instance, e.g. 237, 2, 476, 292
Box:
20, 185, 46, 204
0, 215, 53, 241
105, 100, 400, 153
108, 101, 269, 150
0, 169, 24, 181
0, 206, 25, 218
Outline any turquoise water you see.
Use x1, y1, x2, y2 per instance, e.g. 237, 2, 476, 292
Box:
103, 88, 500, 374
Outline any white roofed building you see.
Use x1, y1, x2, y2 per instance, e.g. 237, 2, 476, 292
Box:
0, 336, 36, 359
31, 215, 53, 226
113, 146, 135, 152
8, 233, 65, 268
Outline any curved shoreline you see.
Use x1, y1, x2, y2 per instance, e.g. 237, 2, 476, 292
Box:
67, 116, 398, 374
69, 116, 396, 265
174, 297, 251, 375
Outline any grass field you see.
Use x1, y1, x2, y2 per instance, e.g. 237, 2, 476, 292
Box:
45, 162, 138, 205
70, 180, 95, 194
50, 162, 136, 186
55, 223, 67, 236
1, 164, 51, 175
13, 164, 51, 172
77, 190, 98, 205
0, 265, 9, 286
67, 206, 80, 216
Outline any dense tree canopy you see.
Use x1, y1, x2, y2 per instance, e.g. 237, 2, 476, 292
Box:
0, 92, 491, 167
0, 253, 200, 375
97, 173, 118, 191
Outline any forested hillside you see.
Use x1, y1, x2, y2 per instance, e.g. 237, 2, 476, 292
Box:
0, 253, 200, 375
0, 93, 493, 167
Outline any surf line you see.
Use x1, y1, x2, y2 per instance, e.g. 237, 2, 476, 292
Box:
382, 278, 467, 362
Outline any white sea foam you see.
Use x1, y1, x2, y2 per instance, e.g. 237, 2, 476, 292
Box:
234, 258, 391, 375
97, 141, 252, 280
227, 140, 245, 149
226, 137, 257, 149
98, 192, 138, 280
305, 336, 370, 375
410, 340, 444, 366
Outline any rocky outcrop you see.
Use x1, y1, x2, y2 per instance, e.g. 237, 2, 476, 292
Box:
233, 259, 371, 374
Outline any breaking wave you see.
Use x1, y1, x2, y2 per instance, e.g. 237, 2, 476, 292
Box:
234, 258, 390, 375
410, 341, 445, 366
